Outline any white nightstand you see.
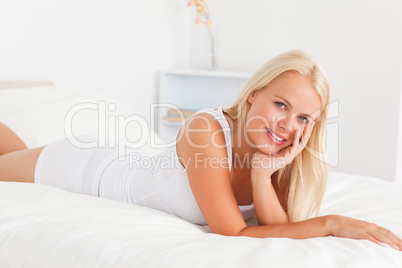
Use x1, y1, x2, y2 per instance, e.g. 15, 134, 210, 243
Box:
156, 69, 252, 143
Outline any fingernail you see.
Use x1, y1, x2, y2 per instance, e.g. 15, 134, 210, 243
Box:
393, 245, 399, 250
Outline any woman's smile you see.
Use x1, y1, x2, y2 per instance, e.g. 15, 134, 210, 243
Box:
266, 127, 286, 145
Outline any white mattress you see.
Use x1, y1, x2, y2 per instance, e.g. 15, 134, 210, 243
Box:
0, 86, 401, 267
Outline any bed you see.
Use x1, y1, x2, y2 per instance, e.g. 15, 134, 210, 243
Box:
0, 83, 401, 268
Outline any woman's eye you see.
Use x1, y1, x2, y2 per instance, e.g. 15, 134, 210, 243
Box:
275, 102, 285, 109
299, 116, 308, 124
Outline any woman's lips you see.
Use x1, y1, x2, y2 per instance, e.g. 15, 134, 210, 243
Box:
266, 128, 286, 145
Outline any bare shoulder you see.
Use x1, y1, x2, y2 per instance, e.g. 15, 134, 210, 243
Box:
176, 112, 226, 165
175, 112, 246, 236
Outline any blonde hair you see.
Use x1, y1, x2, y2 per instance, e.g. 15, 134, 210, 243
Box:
225, 50, 330, 222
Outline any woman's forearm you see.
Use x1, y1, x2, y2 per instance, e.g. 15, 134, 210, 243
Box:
237, 215, 332, 239
251, 175, 289, 225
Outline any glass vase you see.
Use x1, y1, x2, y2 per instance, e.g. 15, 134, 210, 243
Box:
205, 27, 216, 70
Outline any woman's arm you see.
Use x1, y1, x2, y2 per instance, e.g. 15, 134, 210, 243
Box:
237, 215, 402, 251
177, 115, 401, 250
0, 122, 27, 156
249, 125, 314, 226
238, 215, 330, 238
251, 173, 288, 225
177, 113, 248, 236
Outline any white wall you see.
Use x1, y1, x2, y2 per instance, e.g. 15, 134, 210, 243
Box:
189, 0, 402, 181
0, 0, 190, 123
2, 0, 402, 181
396, 68, 402, 183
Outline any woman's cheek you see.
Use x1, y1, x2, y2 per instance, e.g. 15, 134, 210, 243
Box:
266, 108, 282, 123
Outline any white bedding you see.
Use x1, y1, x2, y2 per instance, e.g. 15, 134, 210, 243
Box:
0, 86, 401, 267
0, 173, 401, 268
0, 85, 164, 149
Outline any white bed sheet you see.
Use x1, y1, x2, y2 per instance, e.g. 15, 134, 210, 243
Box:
0, 173, 401, 268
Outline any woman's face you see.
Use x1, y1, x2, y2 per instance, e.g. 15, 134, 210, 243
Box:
245, 71, 322, 155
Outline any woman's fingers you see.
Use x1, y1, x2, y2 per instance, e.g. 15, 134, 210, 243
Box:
289, 129, 300, 156
299, 122, 314, 148
278, 129, 300, 163
362, 224, 401, 250
332, 216, 401, 251
370, 230, 401, 250
288, 122, 314, 157
281, 123, 313, 161
376, 226, 402, 250
272, 122, 316, 168
363, 234, 382, 247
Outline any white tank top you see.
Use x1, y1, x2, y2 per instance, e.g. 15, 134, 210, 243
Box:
98, 107, 255, 225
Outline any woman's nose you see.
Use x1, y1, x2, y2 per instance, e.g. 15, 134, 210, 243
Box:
277, 115, 295, 132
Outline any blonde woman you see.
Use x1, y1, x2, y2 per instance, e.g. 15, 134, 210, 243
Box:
0, 50, 401, 251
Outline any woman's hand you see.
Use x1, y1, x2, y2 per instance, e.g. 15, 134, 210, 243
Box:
329, 215, 402, 251
251, 122, 315, 178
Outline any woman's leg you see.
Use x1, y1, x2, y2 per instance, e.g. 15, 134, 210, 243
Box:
0, 122, 27, 156
0, 146, 45, 183
0, 121, 41, 183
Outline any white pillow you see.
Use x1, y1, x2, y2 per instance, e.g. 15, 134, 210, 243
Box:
0, 86, 164, 155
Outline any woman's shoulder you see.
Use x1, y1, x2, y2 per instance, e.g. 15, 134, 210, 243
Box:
176, 111, 228, 169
